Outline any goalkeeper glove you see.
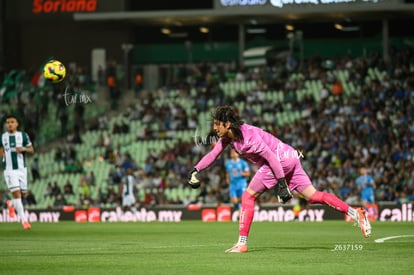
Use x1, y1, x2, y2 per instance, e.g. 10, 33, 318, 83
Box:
188, 168, 201, 189
275, 178, 292, 204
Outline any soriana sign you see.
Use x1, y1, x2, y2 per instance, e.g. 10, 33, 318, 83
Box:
32, 0, 97, 13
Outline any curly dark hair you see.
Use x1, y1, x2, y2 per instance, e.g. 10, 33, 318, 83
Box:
211, 106, 244, 141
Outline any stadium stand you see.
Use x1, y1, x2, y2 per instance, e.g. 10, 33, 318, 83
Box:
1, 45, 414, 210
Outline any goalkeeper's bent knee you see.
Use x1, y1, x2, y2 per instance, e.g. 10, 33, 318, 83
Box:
241, 191, 256, 208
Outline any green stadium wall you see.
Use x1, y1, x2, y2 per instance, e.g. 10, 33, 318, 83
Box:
131, 36, 410, 64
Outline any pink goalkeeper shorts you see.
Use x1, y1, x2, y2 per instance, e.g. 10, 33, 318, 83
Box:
248, 157, 312, 194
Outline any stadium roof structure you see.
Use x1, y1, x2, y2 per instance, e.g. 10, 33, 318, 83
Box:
73, 1, 414, 27
73, 1, 414, 46
73, 1, 414, 64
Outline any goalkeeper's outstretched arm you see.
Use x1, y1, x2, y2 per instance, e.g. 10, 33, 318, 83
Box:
187, 139, 227, 188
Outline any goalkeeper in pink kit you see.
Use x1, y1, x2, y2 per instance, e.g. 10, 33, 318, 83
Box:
188, 106, 371, 253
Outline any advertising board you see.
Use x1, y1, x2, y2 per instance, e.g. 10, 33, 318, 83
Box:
1, 203, 412, 223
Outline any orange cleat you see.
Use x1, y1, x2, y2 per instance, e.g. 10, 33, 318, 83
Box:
225, 243, 248, 253
6, 200, 15, 218
22, 221, 31, 230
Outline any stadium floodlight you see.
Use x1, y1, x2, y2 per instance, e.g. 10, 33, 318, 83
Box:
285, 24, 295, 31
161, 28, 171, 35
334, 19, 360, 32
199, 27, 209, 34
334, 23, 343, 31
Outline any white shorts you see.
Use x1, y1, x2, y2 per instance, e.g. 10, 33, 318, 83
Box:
122, 195, 136, 207
4, 169, 28, 192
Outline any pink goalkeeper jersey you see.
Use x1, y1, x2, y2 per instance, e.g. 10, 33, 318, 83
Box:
195, 123, 299, 180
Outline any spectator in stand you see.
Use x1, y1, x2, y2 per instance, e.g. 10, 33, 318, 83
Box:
134, 71, 143, 93
98, 114, 109, 131
104, 187, 118, 206
30, 157, 41, 183
63, 180, 74, 196
51, 182, 62, 198
108, 165, 123, 185
79, 172, 88, 187
24, 190, 37, 206
96, 133, 105, 147
107, 73, 118, 110
53, 194, 67, 209
204, 189, 218, 205
80, 180, 90, 201
111, 145, 123, 167
87, 171, 96, 186
44, 182, 53, 198
331, 79, 344, 96
97, 187, 107, 206
120, 152, 138, 172
143, 190, 155, 206
171, 195, 183, 205
396, 186, 410, 204
152, 172, 165, 189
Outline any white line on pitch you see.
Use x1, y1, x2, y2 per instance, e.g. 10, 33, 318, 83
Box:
374, 235, 414, 243
148, 244, 223, 249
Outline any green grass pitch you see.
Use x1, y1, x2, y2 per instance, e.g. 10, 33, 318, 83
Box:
0, 221, 413, 275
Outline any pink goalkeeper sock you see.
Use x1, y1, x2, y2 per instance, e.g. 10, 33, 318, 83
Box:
239, 191, 256, 237
308, 190, 349, 214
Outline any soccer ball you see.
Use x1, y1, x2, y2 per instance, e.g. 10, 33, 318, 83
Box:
43, 60, 66, 83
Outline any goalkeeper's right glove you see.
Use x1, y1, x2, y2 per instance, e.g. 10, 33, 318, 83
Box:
275, 178, 292, 204
187, 168, 201, 189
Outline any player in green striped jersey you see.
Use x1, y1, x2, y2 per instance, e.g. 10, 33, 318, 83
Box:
0, 115, 35, 230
